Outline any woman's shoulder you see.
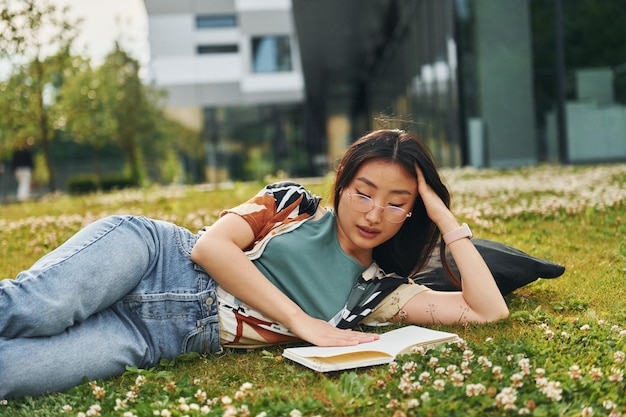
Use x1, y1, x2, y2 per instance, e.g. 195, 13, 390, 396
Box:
260, 181, 321, 215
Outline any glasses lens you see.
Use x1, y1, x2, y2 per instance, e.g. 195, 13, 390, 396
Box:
350, 193, 374, 212
384, 206, 408, 223
349, 192, 409, 223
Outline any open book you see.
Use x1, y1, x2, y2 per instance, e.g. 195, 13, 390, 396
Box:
282, 325, 461, 372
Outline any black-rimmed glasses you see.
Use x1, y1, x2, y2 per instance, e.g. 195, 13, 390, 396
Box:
347, 191, 412, 223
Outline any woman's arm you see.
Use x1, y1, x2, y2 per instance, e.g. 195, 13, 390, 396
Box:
191, 212, 379, 346
397, 169, 509, 325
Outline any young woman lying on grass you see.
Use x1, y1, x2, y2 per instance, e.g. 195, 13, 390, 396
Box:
0, 129, 508, 399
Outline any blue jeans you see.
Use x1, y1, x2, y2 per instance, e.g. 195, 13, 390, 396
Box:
0, 215, 222, 399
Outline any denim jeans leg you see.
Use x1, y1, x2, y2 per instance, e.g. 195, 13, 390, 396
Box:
0, 307, 151, 399
0, 215, 222, 399
0, 215, 159, 338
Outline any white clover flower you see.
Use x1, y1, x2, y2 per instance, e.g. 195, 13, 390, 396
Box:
221, 396, 233, 405
126, 390, 138, 402
495, 387, 517, 410
114, 398, 128, 411
240, 382, 253, 391
545, 329, 555, 340
86, 404, 102, 416
398, 379, 414, 394
450, 372, 464, 387
581, 406, 594, 417
402, 361, 417, 373
223, 405, 237, 417
613, 351, 625, 364
61, 405, 73, 413
407, 398, 419, 408
510, 373, 525, 388
608, 367, 624, 382
568, 365, 583, 379
603, 400, 615, 410
492, 366, 504, 380
433, 379, 446, 391
580, 324, 591, 332
466, 383, 486, 397
560, 331, 570, 339
461, 361, 472, 375
435, 366, 446, 375
428, 357, 439, 367
410, 346, 426, 355
589, 367, 603, 382
418, 371, 431, 383
135, 375, 147, 386
195, 389, 208, 403
535, 377, 549, 389
540, 381, 563, 401
518, 358, 531, 375
289, 409, 303, 417
463, 350, 474, 362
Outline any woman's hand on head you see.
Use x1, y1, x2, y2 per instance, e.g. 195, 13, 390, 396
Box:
288, 315, 379, 347
415, 166, 458, 232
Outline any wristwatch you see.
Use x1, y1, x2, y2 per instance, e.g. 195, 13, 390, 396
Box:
443, 223, 473, 245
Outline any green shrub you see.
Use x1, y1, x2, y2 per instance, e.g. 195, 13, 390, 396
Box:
100, 173, 134, 191
66, 173, 99, 194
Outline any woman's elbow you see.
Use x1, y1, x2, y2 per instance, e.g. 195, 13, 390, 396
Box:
483, 305, 509, 323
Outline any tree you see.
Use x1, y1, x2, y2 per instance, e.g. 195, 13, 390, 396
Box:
96, 43, 148, 186
57, 55, 117, 179
0, 0, 80, 190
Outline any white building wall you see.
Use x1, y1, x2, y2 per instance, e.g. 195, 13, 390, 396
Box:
144, 0, 304, 108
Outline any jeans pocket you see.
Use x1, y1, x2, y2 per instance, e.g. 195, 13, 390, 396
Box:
121, 289, 221, 358
183, 314, 222, 355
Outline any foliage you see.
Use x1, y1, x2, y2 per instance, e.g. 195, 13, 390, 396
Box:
66, 173, 99, 194
0, 0, 80, 188
0, 0, 203, 191
0, 164, 625, 416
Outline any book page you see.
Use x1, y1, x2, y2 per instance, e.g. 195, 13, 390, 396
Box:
283, 325, 458, 359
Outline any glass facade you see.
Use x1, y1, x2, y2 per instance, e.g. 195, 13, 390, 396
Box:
203, 104, 310, 182
356, 0, 626, 168
354, 1, 460, 167
191, 0, 626, 183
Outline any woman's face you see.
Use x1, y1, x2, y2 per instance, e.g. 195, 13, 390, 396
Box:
336, 159, 418, 266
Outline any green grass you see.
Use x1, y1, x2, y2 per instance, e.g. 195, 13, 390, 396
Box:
1, 165, 625, 416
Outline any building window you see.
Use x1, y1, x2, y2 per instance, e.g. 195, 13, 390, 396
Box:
197, 44, 239, 54
252, 36, 292, 73
196, 15, 237, 29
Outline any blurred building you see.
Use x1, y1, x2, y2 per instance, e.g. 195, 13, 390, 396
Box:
143, 0, 626, 181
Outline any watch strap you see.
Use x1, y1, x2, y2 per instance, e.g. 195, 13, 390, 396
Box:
442, 223, 473, 245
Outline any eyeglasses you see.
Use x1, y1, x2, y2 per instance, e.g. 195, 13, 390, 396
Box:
347, 191, 412, 223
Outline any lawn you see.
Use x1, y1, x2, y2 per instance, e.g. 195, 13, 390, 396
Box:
1, 164, 625, 417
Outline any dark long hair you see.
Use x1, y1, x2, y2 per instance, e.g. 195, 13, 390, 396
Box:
332, 129, 459, 284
